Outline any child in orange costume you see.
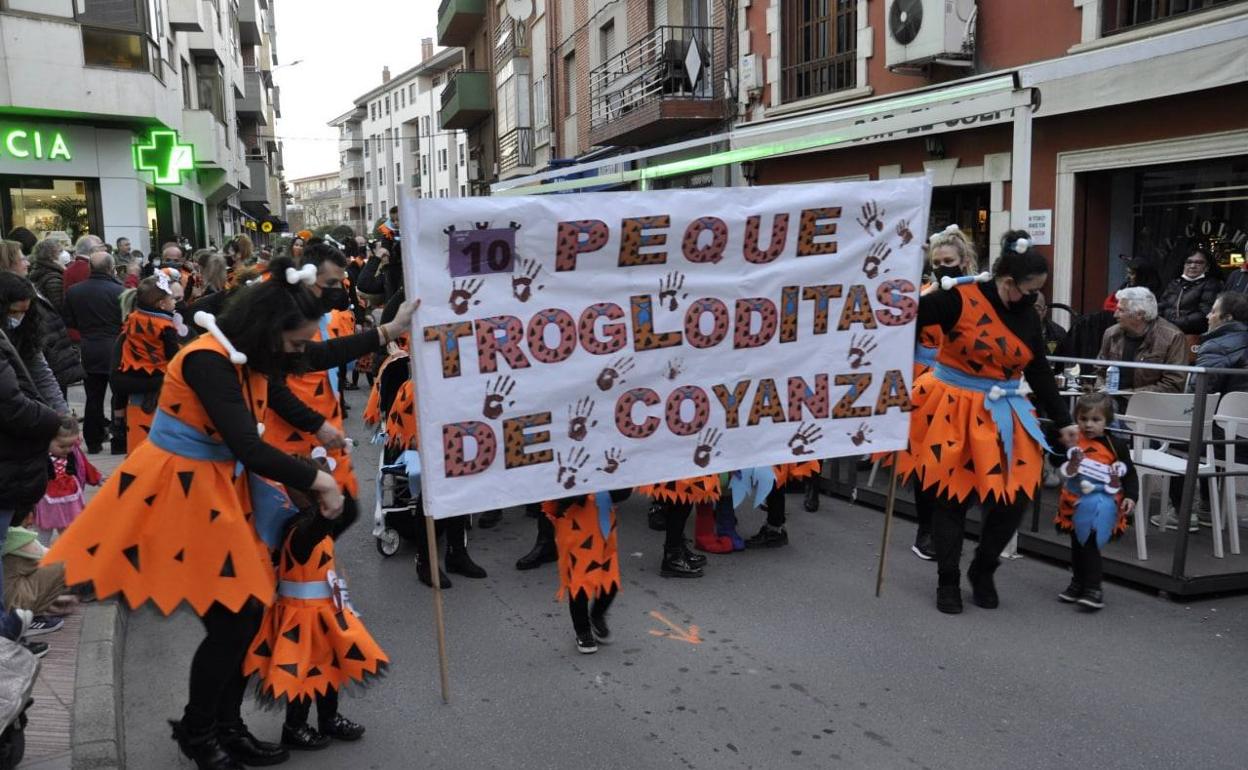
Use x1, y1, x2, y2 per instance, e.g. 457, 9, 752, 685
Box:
244, 456, 386, 750
543, 490, 630, 654
112, 274, 180, 453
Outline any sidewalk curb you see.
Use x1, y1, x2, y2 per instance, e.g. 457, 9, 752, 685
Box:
71, 601, 127, 769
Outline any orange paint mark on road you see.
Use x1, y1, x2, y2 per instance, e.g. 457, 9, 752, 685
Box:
647, 610, 701, 645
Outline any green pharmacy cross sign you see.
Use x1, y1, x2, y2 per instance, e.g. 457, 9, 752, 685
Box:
134, 129, 195, 185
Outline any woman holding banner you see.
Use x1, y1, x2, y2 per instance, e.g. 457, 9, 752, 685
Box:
895, 232, 1077, 614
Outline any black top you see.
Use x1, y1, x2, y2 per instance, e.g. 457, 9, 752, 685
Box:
301, 327, 382, 374
181, 351, 322, 489
918, 283, 1073, 428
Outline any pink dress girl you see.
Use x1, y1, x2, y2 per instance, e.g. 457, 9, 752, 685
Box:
33, 445, 101, 534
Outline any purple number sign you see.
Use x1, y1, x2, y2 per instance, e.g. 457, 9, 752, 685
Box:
448, 228, 516, 277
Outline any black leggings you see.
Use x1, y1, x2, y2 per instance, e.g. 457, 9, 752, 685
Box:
1070, 532, 1103, 590
183, 600, 265, 729
764, 488, 786, 527
662, 502, 692, 549
413, 514, 469, 556
569, 587, 618, 636
921, 488, 1031, 586
912, 479, 933, 542
286, 688, 339, 729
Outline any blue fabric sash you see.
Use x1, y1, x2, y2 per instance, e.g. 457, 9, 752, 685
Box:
932, 363, 1053, 464
728, 467, 775, 509
318, 314, 339, 396
593, 491, 613, 539
278, 579, 333, 600
914, 344, 938, 368
147, 410, 300, 549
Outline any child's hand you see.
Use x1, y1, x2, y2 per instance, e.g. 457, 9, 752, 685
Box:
1120, 498, 1136, 515
1063, 449, 1083, 477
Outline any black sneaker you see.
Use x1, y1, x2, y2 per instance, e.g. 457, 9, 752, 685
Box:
24, 615, 64, 637
1058, 581, 1084, 603
589, 613, 611, 644
576, 632, 598, 654
22, 640, 49, 659
1077, 589, 1105, 610
745, 524, 788, 548
936, 586, 963, 614
911, 533, 935, 561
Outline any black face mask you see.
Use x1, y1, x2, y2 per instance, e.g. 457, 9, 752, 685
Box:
320, 287, 350, 313
933, 265, 963, 282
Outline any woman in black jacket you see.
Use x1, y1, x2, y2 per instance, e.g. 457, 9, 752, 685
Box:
1158, 249, 1222, 335
0, 240, 84, 394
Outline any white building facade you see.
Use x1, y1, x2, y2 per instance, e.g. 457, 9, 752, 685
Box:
0, 0, 285, 250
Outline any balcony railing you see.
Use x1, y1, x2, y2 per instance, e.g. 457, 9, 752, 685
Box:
494, 15, 530, 69
498, 127, 535, 175
589, 25, 718, 133
439, 69, 492, 130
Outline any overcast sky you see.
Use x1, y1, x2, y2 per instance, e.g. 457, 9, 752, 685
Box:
272, 0, 439, 181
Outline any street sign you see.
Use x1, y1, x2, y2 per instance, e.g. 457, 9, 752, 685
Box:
134, 129, 195, 185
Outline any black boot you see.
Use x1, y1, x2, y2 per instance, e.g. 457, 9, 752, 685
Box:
647, 501, 666, 531
445, 549, 487, 578
416, 556, 451, 588
936, 570, 962, 614
320, 713, 366, 741
681, 540, 707, 568
110, 416, 127, 455
516, 516, 557, 570
218, 720, 290, 766
660, 546, 703, 578
803, 478, 820, 512
281, 722, 330, 751
967, 561, 999, 609
170, 720, 243, 770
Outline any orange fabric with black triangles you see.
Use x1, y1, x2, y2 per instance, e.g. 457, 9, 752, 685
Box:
637, 475, 720, 504
1055, 436, 1128, 539
543, 497, 620, 602
917, 325, 943, 378
329, 308, 355, 340
125, 402, 155, 454
243, 530, 388, 704
384, 379, 419, 451
43, 336, 277, 616
264, 322, 358, 497
363, 352, 408, 427
893, 284, 1043, 505
118, 310, 177, 375
772, 461, 821, 487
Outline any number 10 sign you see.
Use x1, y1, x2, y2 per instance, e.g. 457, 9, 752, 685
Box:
448, 227, 516, 277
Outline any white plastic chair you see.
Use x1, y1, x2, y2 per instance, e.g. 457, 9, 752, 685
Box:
1213, 392, 1248, 555
1119, 392, 1222, 561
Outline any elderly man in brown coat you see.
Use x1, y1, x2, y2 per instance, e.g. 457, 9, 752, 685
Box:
1097, 287, 1188, 393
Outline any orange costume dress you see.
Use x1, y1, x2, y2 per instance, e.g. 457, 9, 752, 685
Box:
542, 494, 622, 602
44, 337, 282, 615
1054, 434, 1134, 545
265, 314, 358, 497
115, 308, 180, 452
637, 475, 720, 505
894, 283, 1067, 505
384, 379, 419, 452
243, 525, 388, 704
364, 351, 408, 428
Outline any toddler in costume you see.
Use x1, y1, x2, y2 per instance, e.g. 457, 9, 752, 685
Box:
243, 452, 387, 750
33, 414, 101, 540
1053, 393, 1137, 610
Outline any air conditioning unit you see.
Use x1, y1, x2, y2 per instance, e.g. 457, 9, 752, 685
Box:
884, 0, 977, 70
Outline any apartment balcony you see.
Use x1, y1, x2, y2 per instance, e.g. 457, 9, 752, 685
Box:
588, 25, 722, 148
439, 69, 491, 130
168, 0, 205, 32
497, 127, 535, 178
238, 0, 261, 45
437, 0, 485, 47
186, 1, 225, 62
341, 190, 366, 208
493, 15, 530, 70
338, 130, 363, 155
340, 159, 365, 183
237, 67, 270, 124
183, 108, 230, 168
242, 157, 273, 206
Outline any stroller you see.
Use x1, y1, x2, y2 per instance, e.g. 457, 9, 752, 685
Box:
0, 638, 38, 769
372, 443, 425, 557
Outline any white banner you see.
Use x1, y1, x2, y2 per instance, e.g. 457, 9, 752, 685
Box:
403, 179, 931, 518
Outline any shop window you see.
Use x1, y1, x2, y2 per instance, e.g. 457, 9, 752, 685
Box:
1102, 0, 1240, 35
4, 179, 98, 244
781, 0, 856, 102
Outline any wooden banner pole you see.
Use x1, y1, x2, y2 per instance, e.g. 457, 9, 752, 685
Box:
875, 454, 900, 598
425, 515, 451, 703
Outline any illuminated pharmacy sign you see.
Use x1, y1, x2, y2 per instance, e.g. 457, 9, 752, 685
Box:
0, 127, 72, 161
133, 129, 195, 185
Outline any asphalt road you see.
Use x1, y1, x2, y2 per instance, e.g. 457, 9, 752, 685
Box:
123, 387, 1248, 769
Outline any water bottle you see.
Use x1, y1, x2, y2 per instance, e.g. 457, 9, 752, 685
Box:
1106, 365, 1120, 392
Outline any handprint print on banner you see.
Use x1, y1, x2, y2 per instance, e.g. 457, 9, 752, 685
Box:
449, 278, 483, 315
848, 422, 874, 446
862, 242, 892, 279
693, 427, 722, 468
788, 422, 824, 456
597, 448, 626, 474
482, 375, 516, 420
658, 270, 688, 311
567, 396, 598, 441
596, 355, 635, 391
512, 257, 545, 302
847, 333, 878, 370
556, 447, 591, 489
856, 201, 886, 235
895, 219, 914, 247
